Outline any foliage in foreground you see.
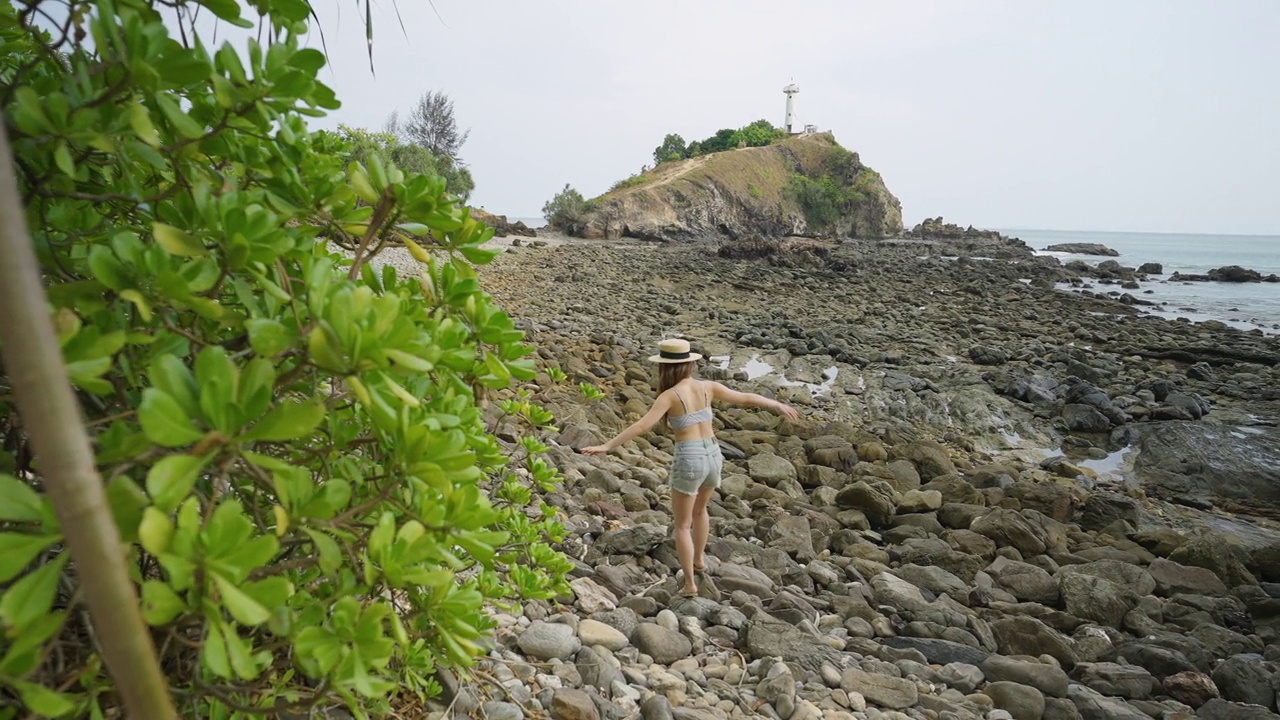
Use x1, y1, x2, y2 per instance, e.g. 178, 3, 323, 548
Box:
323, 123, 475, 201
0, 0, 571, 717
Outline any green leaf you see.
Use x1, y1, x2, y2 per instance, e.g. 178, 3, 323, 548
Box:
138, 388, 204, 447
152, 223, 208, 257
0, 611, 65, 677
86, 245, 129, 291
129, 102, 161, 147
222, 621, 259, 679
243, 398, 325, 441
155, 94, 204, 139
140, 580, 186, 625
10, 679, 77, 718
149, 354, 201, 418
0, 474, 43, 522
202, 620, 232, 678
105, 476, 148, 544
0, 533, 60, 583
146, 453, 211, 513
245, 318, 293, 357
138, 506, 175, 555
213, 573, 270, 626
0, 553, 69, 632
305, 529, 340, 575
54, 141, 75, 178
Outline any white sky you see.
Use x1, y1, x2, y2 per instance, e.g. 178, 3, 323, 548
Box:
288, 0, 1279, 234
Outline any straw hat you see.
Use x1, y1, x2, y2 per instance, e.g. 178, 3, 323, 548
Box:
648, 338, 702, 364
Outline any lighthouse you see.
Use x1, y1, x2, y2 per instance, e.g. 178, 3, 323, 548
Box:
783, 82, 800, 135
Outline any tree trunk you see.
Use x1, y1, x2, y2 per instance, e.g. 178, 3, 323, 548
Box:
0, 125, 177, 717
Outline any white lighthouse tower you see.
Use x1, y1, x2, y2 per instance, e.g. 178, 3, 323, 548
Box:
783, 82, 800, 134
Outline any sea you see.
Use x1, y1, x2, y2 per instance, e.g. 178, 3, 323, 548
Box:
1002, 229, 1280, 335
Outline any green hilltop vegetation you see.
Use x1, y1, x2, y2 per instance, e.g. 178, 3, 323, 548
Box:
544, 130, 904, 242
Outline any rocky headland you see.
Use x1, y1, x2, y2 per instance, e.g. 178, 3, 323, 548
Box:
569, 134, 903, 243
372, 227, 1280, 720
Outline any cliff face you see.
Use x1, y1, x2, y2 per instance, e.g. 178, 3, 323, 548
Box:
575, 133, 903, 242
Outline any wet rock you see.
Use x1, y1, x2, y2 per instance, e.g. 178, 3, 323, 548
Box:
1106, 640, 1197, 680
901, 440, 957, 480
1066, 684, 1150, 719
983, 655, 1071, 698
1134, 422, 1280, 505
1210, 655, 1276, 708
1195, 698, 1280, 719
1045, 243, 1118, 256
880, 636, 989, 666
749, 453, 798, 487
1060, 560, 1156, 597
1062, 404, 1112, 433
1162, 670, 1219, 708
985, 556, 1060, 604
991, 616, 1078, 669
834, 480, 897, 528
1138, 262, 1163, 274
1059, 572, 1134, 628
1070, 662, 1156, 700
985, 680, 1046, 720
1148, 558, 1229, 597
1079, 492, 1140, 530
1168, 535, 1257, 589
972, 508, 1049, 556
594, 524, 667, 556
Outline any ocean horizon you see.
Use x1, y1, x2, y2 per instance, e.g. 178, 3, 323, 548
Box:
1004, 228, 1280, 334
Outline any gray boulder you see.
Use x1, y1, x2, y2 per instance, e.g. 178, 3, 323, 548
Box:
1133, 422, 1280, 504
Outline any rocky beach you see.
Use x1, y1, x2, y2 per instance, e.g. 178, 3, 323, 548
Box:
390, 226, 1280, 720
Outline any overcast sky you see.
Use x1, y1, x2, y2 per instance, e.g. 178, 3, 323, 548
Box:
293, 0, 1278, 235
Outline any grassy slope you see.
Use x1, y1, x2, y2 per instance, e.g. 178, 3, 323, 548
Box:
598, 133, 849, 212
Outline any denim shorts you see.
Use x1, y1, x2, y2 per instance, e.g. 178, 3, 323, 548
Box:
669, 438, 723, 496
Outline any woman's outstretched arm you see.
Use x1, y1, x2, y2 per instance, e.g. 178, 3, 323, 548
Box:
708, 381, 800, 420
582, 390, 676, 454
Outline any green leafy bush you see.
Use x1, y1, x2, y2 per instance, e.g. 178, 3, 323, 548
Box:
788, 167, 878, 232
609, 174, 648, 192
788, 175, 843, 229
0, 0, 570, 717
657, 120, 784, 162
541, 183, 589, 232
653, 133, 687, 164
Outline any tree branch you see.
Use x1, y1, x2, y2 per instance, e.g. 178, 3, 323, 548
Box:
0, 122, 178, 719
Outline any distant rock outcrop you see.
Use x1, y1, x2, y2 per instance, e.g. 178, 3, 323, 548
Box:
1044, 243, 1120, 256
571, 133, 903, 242
472, 209, 537, 238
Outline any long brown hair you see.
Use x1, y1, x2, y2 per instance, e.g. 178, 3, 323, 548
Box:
657, 361, 695, 394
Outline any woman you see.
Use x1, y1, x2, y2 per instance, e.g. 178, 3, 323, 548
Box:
583, 338, 800, 597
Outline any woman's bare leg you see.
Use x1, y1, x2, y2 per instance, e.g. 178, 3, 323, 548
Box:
692, 486, 715, 571
671, 490, 698, 594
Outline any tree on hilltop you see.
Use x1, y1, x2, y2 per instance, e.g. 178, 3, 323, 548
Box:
653, 133, 688, 164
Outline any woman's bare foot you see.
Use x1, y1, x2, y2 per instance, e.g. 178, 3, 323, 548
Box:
679, 585, 698, 598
